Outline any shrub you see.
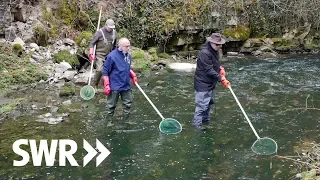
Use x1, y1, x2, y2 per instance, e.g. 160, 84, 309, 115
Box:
53, 50, 79, 65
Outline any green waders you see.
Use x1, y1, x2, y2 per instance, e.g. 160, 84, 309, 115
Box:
106, 90, 133, 120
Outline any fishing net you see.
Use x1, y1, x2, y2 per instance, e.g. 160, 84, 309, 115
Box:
251, 137, 278, 155
80, 85, 95, 100
159, 118, 182, 134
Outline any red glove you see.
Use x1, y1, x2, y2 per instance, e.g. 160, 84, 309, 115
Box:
221, 76, 230, 88
130, 69, 138, 85
103, 76, 111, 95
220, 66, 226, 77
88, 47, 96, 61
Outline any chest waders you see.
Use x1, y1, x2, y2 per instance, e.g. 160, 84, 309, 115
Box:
93, 29, 116, 89
80, 6, 102, 100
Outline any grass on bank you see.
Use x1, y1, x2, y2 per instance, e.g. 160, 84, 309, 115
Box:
0, 43, 48, 90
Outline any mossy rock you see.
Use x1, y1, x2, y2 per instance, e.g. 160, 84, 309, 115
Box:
0, 98, 25, 113
130, 48, 149, 72
301, 169, 317, 179
274, 39, 300, 51
271, 38, 283, 43
131, 48, 145, 60
59, 83, 75, 97
149, 54, 159, 62
158, 53, 171, 59
53, 50, 79, 65
147, 47, 158, 55
223, 25, 251, 41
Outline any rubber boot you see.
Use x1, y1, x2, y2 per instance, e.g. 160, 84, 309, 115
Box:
104, 114, 114, 127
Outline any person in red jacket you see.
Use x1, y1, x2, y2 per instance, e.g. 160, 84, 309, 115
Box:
102, 38, 138, 121
192, 33, 230, 130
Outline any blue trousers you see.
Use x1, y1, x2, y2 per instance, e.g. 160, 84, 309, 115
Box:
192, 90, 215, 126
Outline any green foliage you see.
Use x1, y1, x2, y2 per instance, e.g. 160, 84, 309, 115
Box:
42, 3, 56, 24
0, 44, 48, 89
34, 26, 49, 46
57, 0, 91, 31
60, 83, 76, 97
0, 98, 25, 113
114, 0, 214, 48
223, 25, 251, 40
75, 31, 93, 49
13, 44, 23, 55
131, 49, 145, 59
158, 53, 171, 59
53, 50, 79, 65
301, 169, 317, 179
130, 48, 149, 72
58, 0, 75, 25
147, 47, 158, 55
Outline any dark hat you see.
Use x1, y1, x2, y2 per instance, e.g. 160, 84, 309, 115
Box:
207, 33, 226, 44
105, 19, 115, 29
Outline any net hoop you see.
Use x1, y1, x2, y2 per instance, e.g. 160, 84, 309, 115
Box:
251, 137, 278, 155
158, 118, 182, 134
80, 85, 95, 100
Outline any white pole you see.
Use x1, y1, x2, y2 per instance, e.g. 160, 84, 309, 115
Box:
136, 83, 165, 120
228, 86, 260, 139
88, 6, 102, 85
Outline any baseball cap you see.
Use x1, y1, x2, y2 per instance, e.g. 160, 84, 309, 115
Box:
105, 19, 115, 29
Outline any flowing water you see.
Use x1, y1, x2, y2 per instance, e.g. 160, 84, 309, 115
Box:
0, 54, 320, 179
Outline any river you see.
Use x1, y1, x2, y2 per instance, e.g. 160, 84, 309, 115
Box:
0, 54, 319, 179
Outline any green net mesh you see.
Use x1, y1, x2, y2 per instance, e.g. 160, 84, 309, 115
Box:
251, 137, 278, 155
159, 118, 182, 134
80, 85, 95, 100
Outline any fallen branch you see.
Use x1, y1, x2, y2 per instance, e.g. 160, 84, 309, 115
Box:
274, 155, 320, 169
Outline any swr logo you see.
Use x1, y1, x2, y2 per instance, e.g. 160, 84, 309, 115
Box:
13, 139, 110, 167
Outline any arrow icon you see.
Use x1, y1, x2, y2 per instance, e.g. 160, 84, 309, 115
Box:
83, 139, 110, 167
96, 139, 110, 167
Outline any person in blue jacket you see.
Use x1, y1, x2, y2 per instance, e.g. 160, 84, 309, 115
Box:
102, 38, 138, 120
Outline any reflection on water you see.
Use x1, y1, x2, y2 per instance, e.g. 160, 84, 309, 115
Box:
0, 55, 320, 179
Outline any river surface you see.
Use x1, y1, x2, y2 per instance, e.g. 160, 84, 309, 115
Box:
0, 54, 319, 179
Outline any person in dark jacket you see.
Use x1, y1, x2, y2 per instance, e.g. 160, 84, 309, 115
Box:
192, 33, 230, 130
88, 19, 117, 90
102, 38, 138, 121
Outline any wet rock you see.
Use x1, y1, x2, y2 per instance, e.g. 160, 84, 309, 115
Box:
63, 38, 75, 46
59, 83, 75, 97
63, 70, 77, 81
151, 64, 161, 71
50, 106, 59, 113
156, 80, 165, 85
29, 43, 39, 51
31, 104, 37, 110
36, 112, 67, 125
31, 55, 44, 63
81, 104, 88, 108
227, 52, 239, 56
99, 99, 107, 104
62, 100, 72, 106
10, 37, 25, 47
74, 71, 92, 85
9, 111, 22, 120
69, 109, 82, 113
46, 77, 58, 84
55, 62, 72, 74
